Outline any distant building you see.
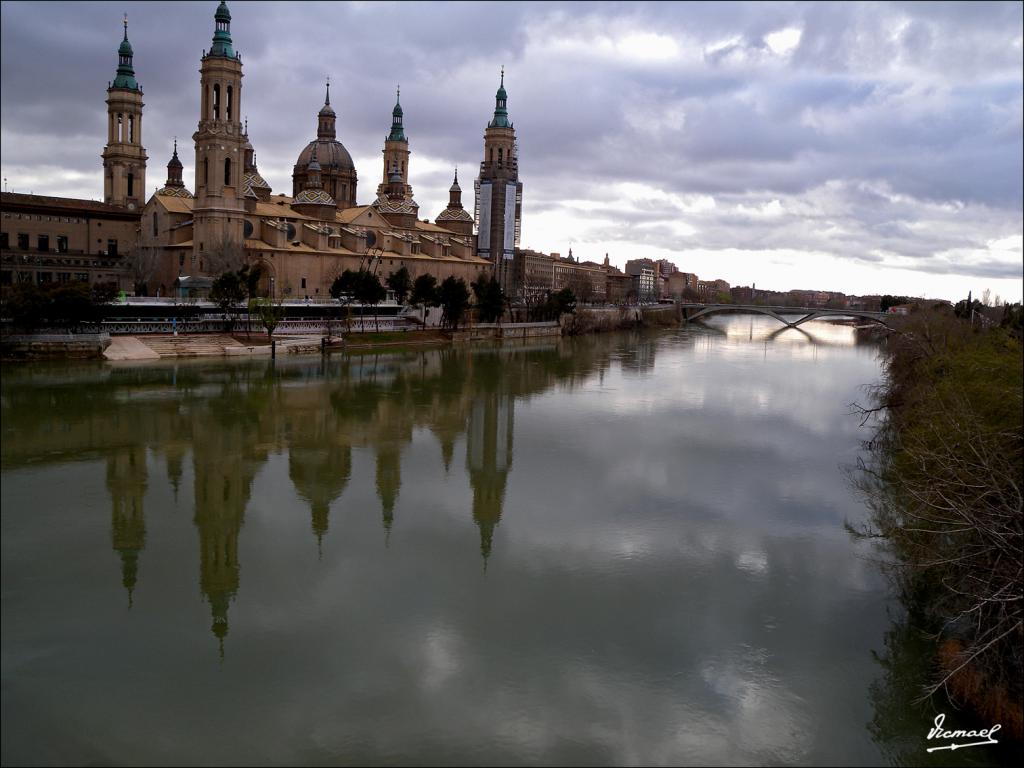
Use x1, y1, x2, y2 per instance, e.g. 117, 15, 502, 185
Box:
624, 259, 658, 302
1, 192, 138, 290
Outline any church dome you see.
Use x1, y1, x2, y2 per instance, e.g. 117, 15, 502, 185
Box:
295, 139, 355, 173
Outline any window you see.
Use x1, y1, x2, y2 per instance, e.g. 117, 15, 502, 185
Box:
153, 212, 158, 237
203, 158, 209, 187
0, 271, 11, 285
128, 114, 135, 143
127, 172, 134, 198
117, 113, 124, 142
57, 272, 71, 284
18, 233, 29, 250
226, 85, 233, 121
38, 272, 52, 284
301, 277, 306, 289
224, 157, 232, 186
38, 234, 49, 252
107, 239, 118, 258
179, 253, 185, 267
0, 232, 7, 249
75, 272, 89, 282
498, 148, 503, 166
213, 84, 220, 120
57, 236, 68, 253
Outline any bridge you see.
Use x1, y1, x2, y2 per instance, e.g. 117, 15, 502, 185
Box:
677, 303, 891, 329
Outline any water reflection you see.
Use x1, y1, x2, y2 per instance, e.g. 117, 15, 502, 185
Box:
3, 320, 931, 765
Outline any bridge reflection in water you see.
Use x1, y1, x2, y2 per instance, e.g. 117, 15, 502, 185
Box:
679, 303, 890, 329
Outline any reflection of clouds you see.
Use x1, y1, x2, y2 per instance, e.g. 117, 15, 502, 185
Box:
1, 318, 896, 765
420, 623, 462, 692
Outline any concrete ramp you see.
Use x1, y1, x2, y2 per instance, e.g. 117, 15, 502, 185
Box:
103, 336, 160, 360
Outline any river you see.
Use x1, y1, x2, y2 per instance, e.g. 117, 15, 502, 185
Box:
0, 316, 1009, 765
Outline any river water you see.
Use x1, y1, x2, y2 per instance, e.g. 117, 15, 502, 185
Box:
0, 317, 1008, 765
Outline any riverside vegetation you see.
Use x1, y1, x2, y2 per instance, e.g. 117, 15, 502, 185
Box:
851, 302, 1023, 739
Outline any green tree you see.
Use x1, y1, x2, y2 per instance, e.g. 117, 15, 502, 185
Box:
410, 273, 439, 325
355, 270, 386, 332
250, 297, 285, 341
331, 269, 359, 333
49, 282, 94, 328
210, 270, 246, 333
386, 266, 412, 305
438, 275, 470, 330
471, 273, 505, 324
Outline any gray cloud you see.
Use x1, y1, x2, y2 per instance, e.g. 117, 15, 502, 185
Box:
1, 1, 1021, 298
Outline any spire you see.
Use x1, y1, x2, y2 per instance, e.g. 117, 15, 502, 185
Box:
388, 84, 406, 142
489, 68, 510, 128
166, 139, 185, 187
448, 168, 463, 208
112, 13, 138, 90
317, 82, 336, 138
209, 1, 235, 58
319, 77, 335, 118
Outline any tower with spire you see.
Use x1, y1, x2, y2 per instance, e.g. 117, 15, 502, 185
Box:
475, 68, 523, 290
436, 168, 474, 236
102, 15, 148, 208
292, 79, 358, 210
155, 140, 194, 198
191, 1, 246, 272
377, 87, 412, 200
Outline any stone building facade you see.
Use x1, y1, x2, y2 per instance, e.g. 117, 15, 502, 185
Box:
0, 193, 139, 289
5, 2, 533, 301
135, 1, 507, 298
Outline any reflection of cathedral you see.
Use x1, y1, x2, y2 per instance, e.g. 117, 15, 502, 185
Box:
106, 446, 148, 605
8, 342, 627, 644
191, 404, 266, 653
466, 371, 515, 563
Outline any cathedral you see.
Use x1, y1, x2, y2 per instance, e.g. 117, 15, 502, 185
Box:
125, 1, 524, 299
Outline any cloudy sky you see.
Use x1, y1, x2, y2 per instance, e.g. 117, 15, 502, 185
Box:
2, 1, 1021, 301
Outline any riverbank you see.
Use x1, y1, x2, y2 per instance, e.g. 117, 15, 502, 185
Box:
851, 307, 1023, 738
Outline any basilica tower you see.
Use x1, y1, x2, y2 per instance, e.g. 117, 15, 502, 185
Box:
377, 87, 412, 199
191, 1, 246, 272
102, 17, 147, 209
475, 69, 522, 289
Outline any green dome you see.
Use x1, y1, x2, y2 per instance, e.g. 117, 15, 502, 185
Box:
387, 87, 406, 142
112, 20, 138, 90
209, 1, 235, 58
488, 68, 510, 129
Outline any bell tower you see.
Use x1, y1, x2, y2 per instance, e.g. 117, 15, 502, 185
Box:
102, 15, 147, 209
191, 1, 246, 273
475, 68, 522, 290
378, 86, 412, 199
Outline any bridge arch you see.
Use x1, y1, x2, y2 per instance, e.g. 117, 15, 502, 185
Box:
679, 303, 890, 329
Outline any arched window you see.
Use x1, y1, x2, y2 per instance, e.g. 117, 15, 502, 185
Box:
226, 85, 233, 121
117, 114, 124, 142
204, 85, 209, 120
490, 148, 494, 162
127, 173, 134, 197
128, 115, 135, 143
213, 84, 220, 120
153, 211, 158, 237
224, 157, 232, 186
203, 158, 209, 187
498, 148, 503, 166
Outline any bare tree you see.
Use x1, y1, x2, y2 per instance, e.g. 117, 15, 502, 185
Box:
126, 245, 163, 296
204, 232, 246, 276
